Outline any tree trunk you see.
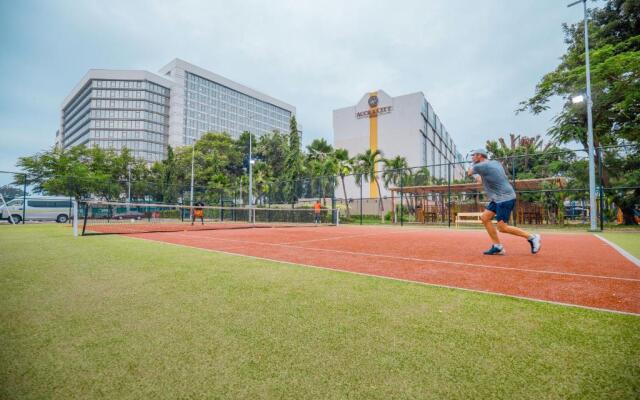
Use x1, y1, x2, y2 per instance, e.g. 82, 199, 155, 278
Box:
340, 175, 350, 218
375, 177, 384, 212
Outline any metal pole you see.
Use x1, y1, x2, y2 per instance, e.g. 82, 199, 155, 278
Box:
598, 147, 604, 231
190, 142, 195, 219
248, 133, 253, 223
511, 156, 517, 226
359, 173, 363, 225
400, 173, 404, 227
22, 174, 27, 224
583, 0, 597, 231
447, 162, 451, 228
568, 0, 597, 231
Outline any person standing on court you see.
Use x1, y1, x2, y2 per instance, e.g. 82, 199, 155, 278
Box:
468, 150, 541, 255
192, 201, 205, 226
313, 200, 322, 224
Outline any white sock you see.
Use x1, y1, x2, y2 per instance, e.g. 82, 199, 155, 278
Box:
528, 234, 535, 240
494, 244, 503, 249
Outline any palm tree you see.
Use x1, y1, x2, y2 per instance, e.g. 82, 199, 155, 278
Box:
356, 149, 385, 212
334, 149, 353, 217
383, 155, 409, 215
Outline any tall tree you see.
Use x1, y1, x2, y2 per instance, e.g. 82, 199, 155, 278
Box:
283, 116, 303, 204
334, 148, 353, 217
518, 0, 640, 223
355, 149, 385, 212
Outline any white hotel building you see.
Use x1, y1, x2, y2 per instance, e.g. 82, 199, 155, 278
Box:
57, 59, 296, 163
333, 90, 464, 198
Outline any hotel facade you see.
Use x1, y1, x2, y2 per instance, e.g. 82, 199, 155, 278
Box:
57, 59, 296, 163
333, 90, 464, 199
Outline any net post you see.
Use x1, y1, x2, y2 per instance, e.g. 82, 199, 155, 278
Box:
511, 156, 517, 226
400, 173, 404, 227
72, 200, 78, 237
447, 162, 451, 228
359, 173, 363, 225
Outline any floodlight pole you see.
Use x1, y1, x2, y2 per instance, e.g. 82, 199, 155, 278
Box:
568, 0, 597, 231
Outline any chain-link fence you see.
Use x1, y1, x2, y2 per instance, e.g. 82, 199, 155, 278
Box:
2, 145, 638, 230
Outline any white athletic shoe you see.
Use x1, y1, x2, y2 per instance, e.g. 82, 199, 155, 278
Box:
528, 234, 541, 254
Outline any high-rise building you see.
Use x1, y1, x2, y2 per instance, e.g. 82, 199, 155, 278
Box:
57, 59, 296, 163
333, 90, 464, 198
158, 59, 295, 147
59, 70, 171, 163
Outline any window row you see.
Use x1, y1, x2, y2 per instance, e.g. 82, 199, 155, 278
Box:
91, 99, 168, 114
90, 130, 165, 143
91, 109, 167, 124
186, 109, 287, 130
93, 90, 169, 104
92, 119, 166, 132
92, 139, 164, 154
185, 90, 289, 120
93, 79, 169, 96
186, 73, 290, 114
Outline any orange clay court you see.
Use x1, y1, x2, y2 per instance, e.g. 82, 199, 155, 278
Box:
86, 224, 640, 315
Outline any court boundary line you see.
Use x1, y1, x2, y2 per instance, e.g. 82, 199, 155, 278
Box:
122, 234, 640, 317
595, 234, 640, 268
158, 231, 640, 283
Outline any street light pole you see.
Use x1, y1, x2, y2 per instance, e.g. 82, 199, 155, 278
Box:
568, 0, 597, 231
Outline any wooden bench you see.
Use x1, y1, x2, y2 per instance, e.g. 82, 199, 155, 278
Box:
455, 212, 495, 227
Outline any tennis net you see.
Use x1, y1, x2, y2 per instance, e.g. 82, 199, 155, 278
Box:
78, 201, 339, 235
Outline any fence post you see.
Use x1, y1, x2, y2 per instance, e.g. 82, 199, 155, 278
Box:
597, 147, 604, 231
511, 156, 517, 226
448, 162, 451, 228
400, 173, 404, 227
360, 173, 363, 225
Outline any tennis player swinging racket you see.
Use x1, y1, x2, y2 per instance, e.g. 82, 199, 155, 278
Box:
468, 150, 541, 255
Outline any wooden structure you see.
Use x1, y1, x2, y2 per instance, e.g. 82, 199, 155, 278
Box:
389, 178, 566, 225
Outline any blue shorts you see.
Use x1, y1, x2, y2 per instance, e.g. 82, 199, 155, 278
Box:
486, 199, 516, 223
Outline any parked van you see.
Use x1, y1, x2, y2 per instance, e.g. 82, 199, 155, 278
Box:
1, 196, 73, 224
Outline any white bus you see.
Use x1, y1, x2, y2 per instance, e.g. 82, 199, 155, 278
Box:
1, 196, 73, 224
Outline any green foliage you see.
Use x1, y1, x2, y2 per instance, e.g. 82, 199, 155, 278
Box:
518, 0, 640, 224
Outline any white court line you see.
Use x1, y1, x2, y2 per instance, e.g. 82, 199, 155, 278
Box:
147, 231, 640, 283
595, 234, 640, 268
122, 235, 640, 316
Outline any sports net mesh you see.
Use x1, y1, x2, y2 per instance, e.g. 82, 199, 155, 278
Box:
79, 201, 338, 235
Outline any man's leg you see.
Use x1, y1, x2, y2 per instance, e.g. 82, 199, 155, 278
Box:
481, 210, 500, 244
496, 221, 531, 239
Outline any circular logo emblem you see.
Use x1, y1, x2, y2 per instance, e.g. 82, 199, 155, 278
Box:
368, 95, 379, 108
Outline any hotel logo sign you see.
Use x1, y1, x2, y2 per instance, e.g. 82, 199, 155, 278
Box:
356, 106, 392, 119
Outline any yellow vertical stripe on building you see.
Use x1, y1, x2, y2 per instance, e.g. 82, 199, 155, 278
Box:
369, 91, 378, 198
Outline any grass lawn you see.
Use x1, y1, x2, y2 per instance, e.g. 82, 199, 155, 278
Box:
600, 232, 640, 259
1, 224, 639, 399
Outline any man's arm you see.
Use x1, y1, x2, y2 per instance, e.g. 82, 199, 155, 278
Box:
467, 167, 482, 184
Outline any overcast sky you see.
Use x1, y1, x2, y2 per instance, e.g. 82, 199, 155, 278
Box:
0, 0, 592, 176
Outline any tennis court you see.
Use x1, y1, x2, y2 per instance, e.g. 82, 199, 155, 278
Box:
86, 221, 640, 315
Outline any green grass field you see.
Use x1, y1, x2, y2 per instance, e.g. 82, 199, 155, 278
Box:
1, 225, 639, 399
601, 232, 640, 259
